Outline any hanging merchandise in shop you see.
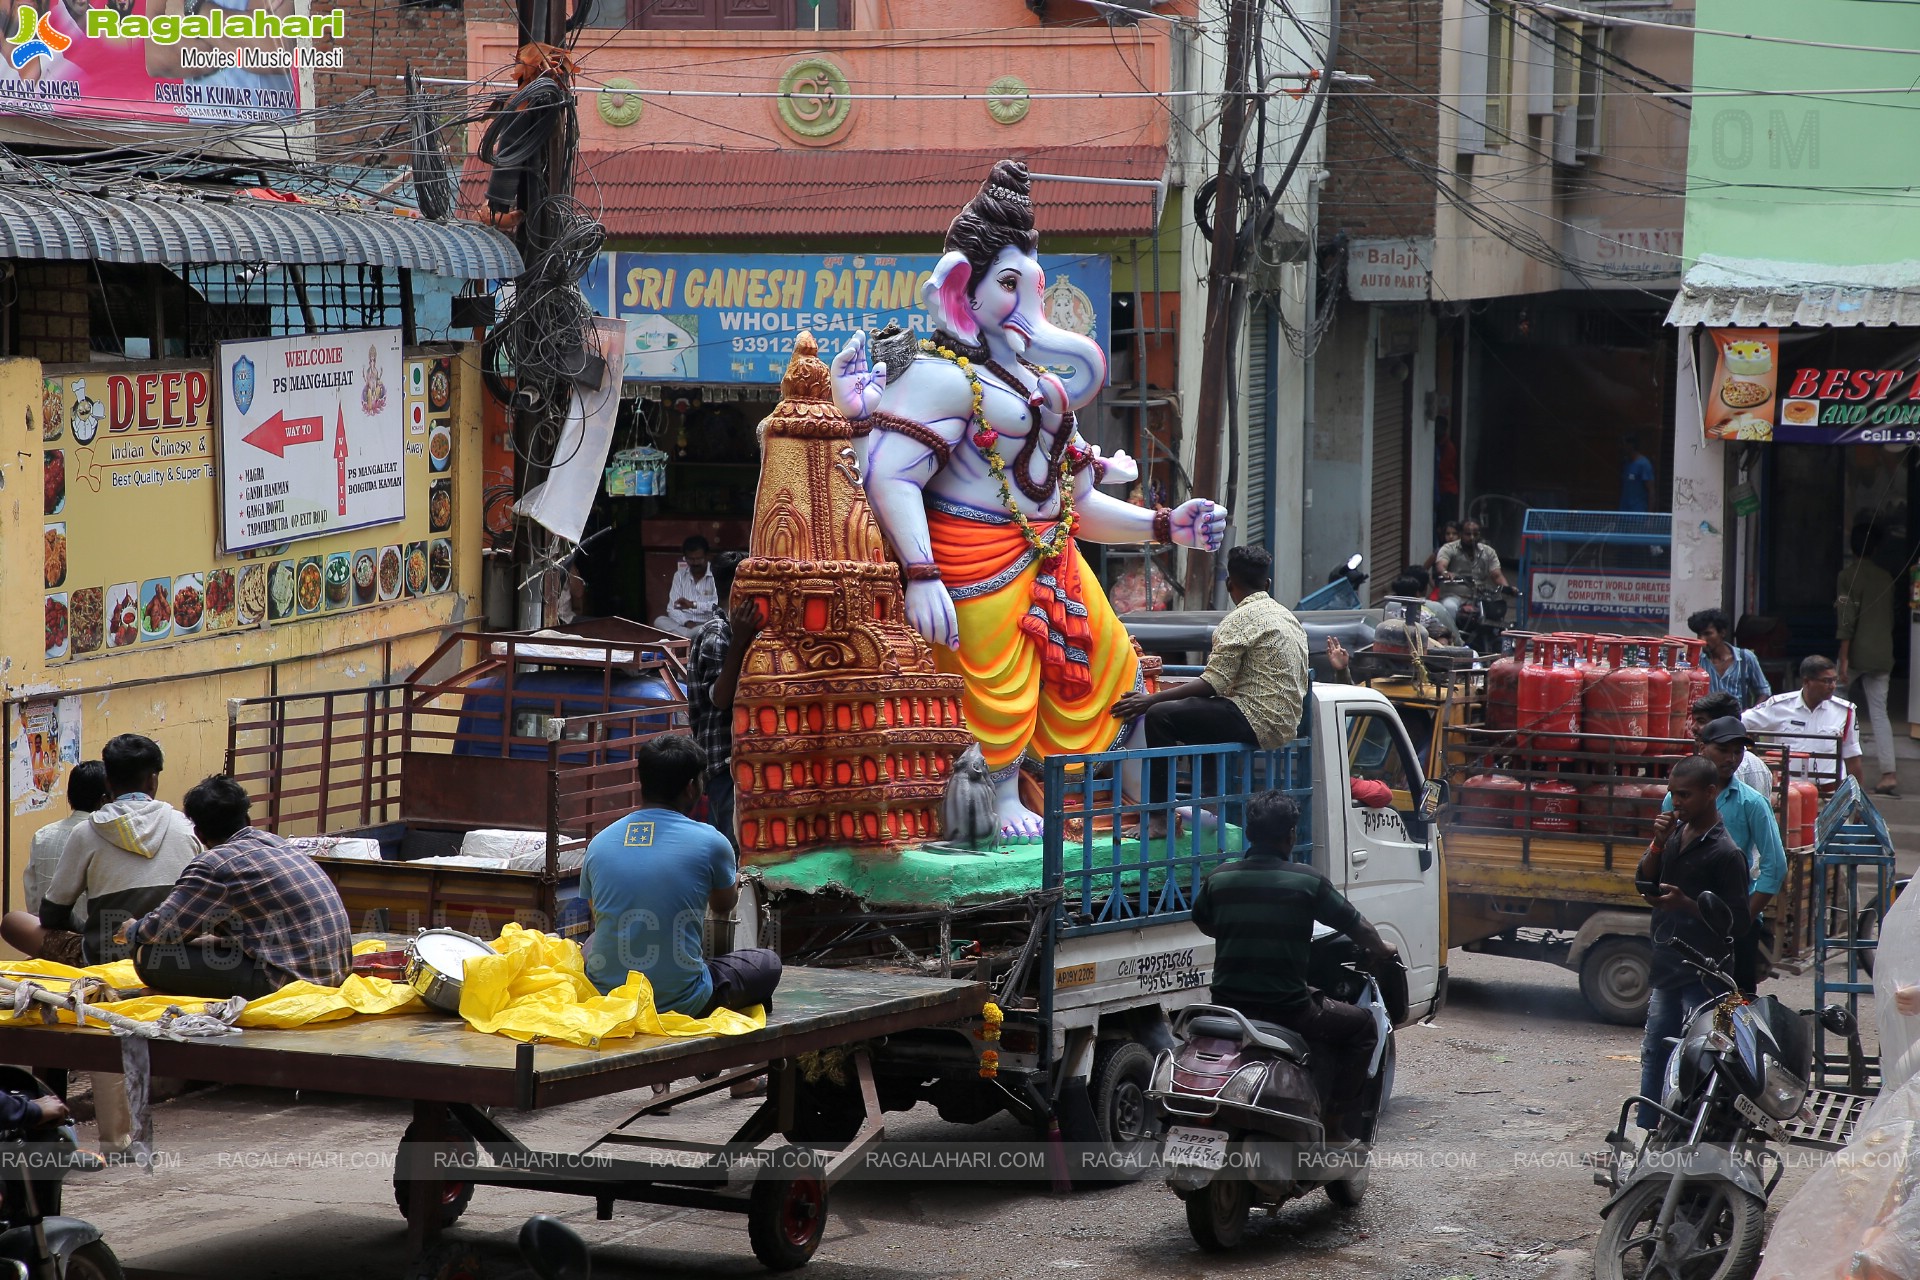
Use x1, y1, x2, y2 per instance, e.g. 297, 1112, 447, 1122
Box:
580, 251, 1111, 384
1704, 327, 1920, 445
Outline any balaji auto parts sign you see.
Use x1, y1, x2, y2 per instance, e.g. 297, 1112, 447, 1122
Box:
216, 330, 405, 553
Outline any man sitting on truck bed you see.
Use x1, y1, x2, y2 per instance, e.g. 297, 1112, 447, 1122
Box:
580, 734, 782, 1016
1192, 791, 1398, 1142
1110, 545, 1309, 837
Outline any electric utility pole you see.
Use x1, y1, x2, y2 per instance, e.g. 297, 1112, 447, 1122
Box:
1186, 0, 1255, 605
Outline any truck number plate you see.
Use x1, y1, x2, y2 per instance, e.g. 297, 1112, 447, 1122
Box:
1162, 1126, 1228, 1171
1732, 1093, 1787, 1141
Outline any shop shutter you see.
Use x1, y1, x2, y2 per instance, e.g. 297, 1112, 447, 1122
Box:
1246, 305, 1271, 549
1369, 360, 1408, 603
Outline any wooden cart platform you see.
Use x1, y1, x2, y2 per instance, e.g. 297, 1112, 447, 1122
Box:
0, 967, 985, 1274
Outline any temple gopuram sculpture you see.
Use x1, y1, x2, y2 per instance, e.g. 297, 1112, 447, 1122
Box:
731, 333, 973, 857
830, 160, 1228, 841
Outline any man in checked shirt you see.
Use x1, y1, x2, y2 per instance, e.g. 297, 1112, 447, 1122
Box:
114, 775, 351, 1000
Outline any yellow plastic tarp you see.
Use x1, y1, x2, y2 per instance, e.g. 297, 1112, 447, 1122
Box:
0, 926, 764, 1049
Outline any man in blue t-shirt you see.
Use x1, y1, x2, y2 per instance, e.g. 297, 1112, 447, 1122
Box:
580, 734, 782, 1015
1620, 436, 1656, 512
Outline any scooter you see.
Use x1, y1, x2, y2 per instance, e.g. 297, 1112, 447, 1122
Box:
1147, 947, 1396, 1251
1593, 893, 1857, 1280
0, 1069, 120, 1280
1298, 554, 1368, 612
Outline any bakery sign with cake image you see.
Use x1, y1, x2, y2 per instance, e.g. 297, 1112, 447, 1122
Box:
1706, 327, 1920, 445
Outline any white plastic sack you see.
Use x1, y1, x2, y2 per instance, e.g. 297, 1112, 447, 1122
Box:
458, 830, 548, 862
285, 836, 382, 861
1756, 883, 1920, 1280
507, 840, 585, 874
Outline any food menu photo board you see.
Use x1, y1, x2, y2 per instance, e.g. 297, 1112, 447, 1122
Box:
41, 349, 458, 667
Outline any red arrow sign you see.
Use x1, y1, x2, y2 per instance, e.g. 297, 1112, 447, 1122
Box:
241, 410, 326, 458
334, 406, 349, 516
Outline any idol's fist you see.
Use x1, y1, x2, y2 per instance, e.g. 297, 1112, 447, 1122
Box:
831, 331, 888, 421
1171, 499, 1228, 552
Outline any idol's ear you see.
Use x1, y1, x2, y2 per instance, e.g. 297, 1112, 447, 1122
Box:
921, 251, 976, 341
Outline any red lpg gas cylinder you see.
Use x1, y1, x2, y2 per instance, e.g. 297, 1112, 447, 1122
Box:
1486, 631, 1532, 735
1644, 642, 1675, 749
1527, 777, 1581, 833
1675, 640, 1713, 727
1584, 639, 1650, 755
1462, 772, 1526, 828
1789, 777, 1820, 847
1580, 780, 1631, 837
1518, 639, 1583, 756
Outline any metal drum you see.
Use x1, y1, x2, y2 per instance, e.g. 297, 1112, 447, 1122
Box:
404, 928, 496, 1014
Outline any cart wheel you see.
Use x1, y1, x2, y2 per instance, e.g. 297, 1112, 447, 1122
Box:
407, 1241, 485, 1280
748, 1146, 828, 1271
393, 1120, 478, 1229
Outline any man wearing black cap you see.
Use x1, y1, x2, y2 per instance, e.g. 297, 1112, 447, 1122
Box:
1660, 716, 1788, 994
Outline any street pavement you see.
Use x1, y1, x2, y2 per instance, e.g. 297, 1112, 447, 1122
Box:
54, 945, 1855, 1280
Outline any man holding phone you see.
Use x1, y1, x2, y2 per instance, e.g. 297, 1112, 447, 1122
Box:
1634, 756, 1751, 1132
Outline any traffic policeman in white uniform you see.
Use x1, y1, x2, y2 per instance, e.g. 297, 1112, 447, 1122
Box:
1742, 654, 1863, 789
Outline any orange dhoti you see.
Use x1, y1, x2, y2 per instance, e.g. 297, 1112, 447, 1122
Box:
927, 503, 1141, 775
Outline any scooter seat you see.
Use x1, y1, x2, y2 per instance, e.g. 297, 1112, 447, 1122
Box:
1184, 1015, 1311, 1062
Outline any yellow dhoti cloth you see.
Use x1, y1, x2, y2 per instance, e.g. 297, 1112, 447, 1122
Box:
928, 503, 1141, 774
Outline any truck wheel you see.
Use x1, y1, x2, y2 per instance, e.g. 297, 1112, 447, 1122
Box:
748, 1147, 828, 1271
1091, 1040, 1156, 1147
61, 1242, 127, 1280
1580, 937, 1652, 1026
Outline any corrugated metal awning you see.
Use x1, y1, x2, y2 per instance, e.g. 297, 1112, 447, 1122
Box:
468, 146, 1167, 240
1666, 255, 1920, 328
0, 186, 521, 278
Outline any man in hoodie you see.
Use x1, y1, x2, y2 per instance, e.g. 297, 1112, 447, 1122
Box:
34, 734, 200, 966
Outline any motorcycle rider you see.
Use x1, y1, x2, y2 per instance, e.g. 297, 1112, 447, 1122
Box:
1192, 790, 1398, 1142
1433, 520, 1512, 625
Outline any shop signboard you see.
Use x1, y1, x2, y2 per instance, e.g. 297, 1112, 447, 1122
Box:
1347, 238, 1432, 302
580, 251, 1112, 384
1704, 327, 1920, 445
0, 0, 318, 127
217, 330, 406, 553
41, 350, 457, 666
1528, 568, 1670, 627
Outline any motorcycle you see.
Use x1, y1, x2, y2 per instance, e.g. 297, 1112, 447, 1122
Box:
1435, 574, 1516, 655
0, 1069, 120, 1280
1593, 894, 1857, 1280
1298, 554, 1368, 613
1147, 944, 1396, 1251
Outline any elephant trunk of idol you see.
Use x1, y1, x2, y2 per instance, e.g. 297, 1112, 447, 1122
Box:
1005, 310, 1109, 413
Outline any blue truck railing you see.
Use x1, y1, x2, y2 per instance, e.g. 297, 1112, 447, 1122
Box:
1034, 737, 1315, 1073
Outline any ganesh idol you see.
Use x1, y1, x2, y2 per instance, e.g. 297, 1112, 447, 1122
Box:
830, 160, 1228, 842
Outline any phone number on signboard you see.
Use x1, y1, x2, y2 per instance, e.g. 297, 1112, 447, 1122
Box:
731, 336, 794, 354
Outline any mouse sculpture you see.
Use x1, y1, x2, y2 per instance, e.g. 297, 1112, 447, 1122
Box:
941, 744, 999, 849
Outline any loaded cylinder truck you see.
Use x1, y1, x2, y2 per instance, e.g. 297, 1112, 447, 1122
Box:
732, 685, 1446, 1153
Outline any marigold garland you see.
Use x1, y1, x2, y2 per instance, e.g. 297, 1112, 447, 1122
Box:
922, 339, 1078, 564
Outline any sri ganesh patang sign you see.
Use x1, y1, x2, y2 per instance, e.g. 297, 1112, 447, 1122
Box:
581, 251, 1112, 384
